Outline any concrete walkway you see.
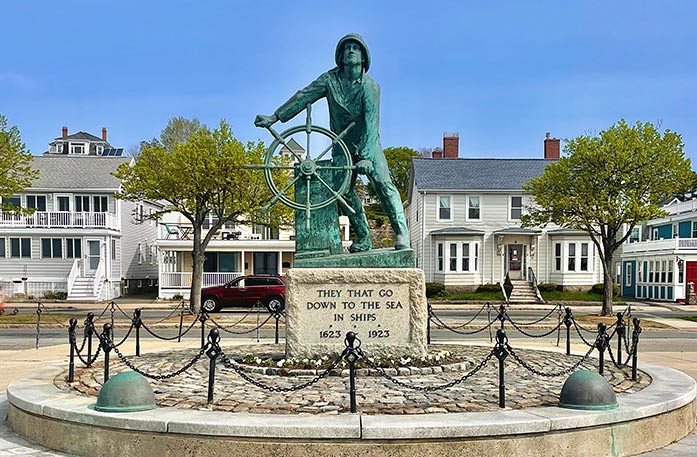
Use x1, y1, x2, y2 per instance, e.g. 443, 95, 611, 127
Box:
2, 340, 696, 456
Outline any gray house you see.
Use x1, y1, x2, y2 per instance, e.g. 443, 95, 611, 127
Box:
0, 151, 160, 300
406, 134, 602, 295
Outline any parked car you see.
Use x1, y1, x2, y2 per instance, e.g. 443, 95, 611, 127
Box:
200, 275, 285, 312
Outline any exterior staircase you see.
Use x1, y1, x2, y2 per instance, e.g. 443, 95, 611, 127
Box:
508, 280, 544, 304
68, 277, 100, 301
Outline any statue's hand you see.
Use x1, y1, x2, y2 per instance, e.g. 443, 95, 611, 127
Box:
355, 159, 374, 175
254, 114, 278, 128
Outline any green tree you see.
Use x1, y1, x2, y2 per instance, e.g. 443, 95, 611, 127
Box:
0, 115, 37, 212
367, 146, 419, 202
160, 116, 203, 151
115, 118, 290, 313
522, 120, 693, 315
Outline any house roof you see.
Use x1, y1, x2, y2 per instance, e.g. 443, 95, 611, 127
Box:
52, 131, 106, 143
492, 227, 541, 235
29, 156, 131, 190
411, 158, 554, 192
430, 227, 485, 236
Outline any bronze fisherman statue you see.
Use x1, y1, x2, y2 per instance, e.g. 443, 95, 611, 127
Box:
255, 33, 409, 252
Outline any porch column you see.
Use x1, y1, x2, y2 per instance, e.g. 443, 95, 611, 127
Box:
240, 250, 245, 275
278, 250, 283, 274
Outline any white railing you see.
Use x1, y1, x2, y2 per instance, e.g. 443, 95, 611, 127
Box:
0, 211, 119, 229
67, 258, 81, 296
159, 272, 243, 289
666, 199, 697, 215
92, 259, 105, 298
623, 237, 697, 254
678, 239, 697, 249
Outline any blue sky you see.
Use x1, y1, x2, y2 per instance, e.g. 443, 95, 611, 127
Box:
3, 1, 697, 162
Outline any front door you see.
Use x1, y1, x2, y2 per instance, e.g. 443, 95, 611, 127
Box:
622, 261, 636, 298
508, 245, 522, 279
686, 262, 697, 292
254, 252, 278, 275
86, 240, 101, 276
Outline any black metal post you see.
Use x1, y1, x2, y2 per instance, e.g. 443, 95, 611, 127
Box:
274, 313, 280, 344
85, 312, 94, 365
133, 308, 142, 357
498, 303, 507, 330
344, 332, 361, 413
596, 323, 608, 375
206, 328, 221, 404
109, 301, 115, 329
199, 311, 208, 349
35, 302, 43, 350
68, 318, 77, 382
427, 303, 432, 345
616, 312, 625, 364
487, 302, 493, 343
102, 323, 113, 382
556, 304, 562, 347
563, 307, 573, 356
493, 329, 508, 408
177, 303, 185, 343
632, 318, 642, 381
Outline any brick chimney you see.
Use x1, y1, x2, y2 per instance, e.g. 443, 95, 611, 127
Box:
62, 126, 68, 138
431, 147, 443, 159
443, 132, 459, 158
544, 132, 560, 159
102, 127, 108, 141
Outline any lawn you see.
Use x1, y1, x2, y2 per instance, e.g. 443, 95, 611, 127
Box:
432, 289, 624, 302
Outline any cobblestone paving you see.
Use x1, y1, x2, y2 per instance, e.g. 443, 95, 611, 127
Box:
58, 344, 650, 415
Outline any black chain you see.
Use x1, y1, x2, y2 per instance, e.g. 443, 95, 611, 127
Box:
505, 305, 561, 326
141, 314, 199, 340
572, 320, 596, 347
111, 343, 209, 380
72, 339, 102, 366
430, 312, 496, 335
505, 318, 563, 338
429, 303, 491, 330
607, 339, 637, 368
506, 343, 596, 377
91, 303, 112, 322
111, 301, 132, 319
208, 314, 273, 335
144, 303, 188, 325
39, 309, 70, 328
360, 348, 495, 392
111, 322, 134, 348
218, 350, 345, 392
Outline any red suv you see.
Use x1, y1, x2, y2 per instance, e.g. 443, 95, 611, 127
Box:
201, 275, 285, 312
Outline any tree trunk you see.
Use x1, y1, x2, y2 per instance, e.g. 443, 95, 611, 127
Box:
189, 229, 205, 314
601, 243, 615, 316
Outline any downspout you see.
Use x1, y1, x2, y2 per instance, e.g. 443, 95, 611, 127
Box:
421, 191, 429, 281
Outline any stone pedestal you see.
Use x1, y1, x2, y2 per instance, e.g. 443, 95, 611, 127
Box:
285, 268, 427, 358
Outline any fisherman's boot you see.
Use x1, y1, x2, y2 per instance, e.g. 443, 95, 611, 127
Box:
349, 221, 372, 253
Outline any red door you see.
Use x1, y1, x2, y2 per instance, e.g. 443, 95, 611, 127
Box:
686, 262, 697, 293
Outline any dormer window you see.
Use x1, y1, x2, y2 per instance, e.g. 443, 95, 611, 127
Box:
57, 143, 63, 153
96, 145, 104, 155
70, 143, 86, 154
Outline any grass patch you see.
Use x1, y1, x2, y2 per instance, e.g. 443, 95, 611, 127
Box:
0, 312, 83, 324
678, 316, 697, 323
443, 291, 504, 301
575, 314, 671, 329
540, 290, 624, 302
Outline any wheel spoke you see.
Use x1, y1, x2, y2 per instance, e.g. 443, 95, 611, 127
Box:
314, 174, 356, 215
305, 178, 311, 231
245, 164, 297, 170
317, 166, 357, 171
305, 103, 312, 161
267, 126, 304, 163
261, 175, 302, 213
314, 121, 356, 162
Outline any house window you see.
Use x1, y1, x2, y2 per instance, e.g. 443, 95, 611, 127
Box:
652, 228, 659, 240
467, 196, 480, 220
567, 243, 576, 271
626, 266, 632, 286
41, 238, 63, 258
510, 196, 523, 220
474, 243, 479, 271
137, 243, 143, 264
57, 196, 70, 211
70, 143, 86, 154
679, 261, 684, 283
437, 243, 444, 272
554, 243, 562, 271
96, 145, 104, 155
438, 196, 452, 220
629, 227, 640, 243
461, 243, 470, 271
26, 195, 47, 211
580, 243, 589, 271
92, 196, 108, 212
661, 260, 667, 282
10, 238, 31, 258
3, 195, 21, 208
66, 239, 82, 259
74, 196, 90, 212
692, 221, 697, 239
448, 243, 457, 272
668, 260, 674, 283
57, 143, 63, 153
111, 239, 116, 260
0, 238, 5, 258
649, 261, 654, 282
638, 261, 643, 282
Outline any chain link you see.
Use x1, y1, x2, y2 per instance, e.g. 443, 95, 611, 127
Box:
506, 343, 596, 377
141, 314, 199, 340
506, 304, 562, 326
506, 318, 563, 338
430, 312, 496, 335
218, 350, 345, 392
429, 303, 491, 330
72, 338, 102, 366
111, 343, 209, 380
360, 348, 495, 392
111, 322, 134, 348
208, 314, 273, 335
571, 320, 596, 347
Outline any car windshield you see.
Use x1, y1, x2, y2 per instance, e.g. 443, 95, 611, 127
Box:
228, 278, 245, 288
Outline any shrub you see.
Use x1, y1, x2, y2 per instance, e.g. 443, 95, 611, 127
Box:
172, 293, 184, 300
537, 283, 561, 292
476, 283, 501, 293
590, 283, 620, 296
42, 291, 67, 300
425, 282, 446, 298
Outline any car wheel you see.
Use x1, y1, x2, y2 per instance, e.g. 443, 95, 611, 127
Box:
201, 296, 221, 313
265, 296, 285, 313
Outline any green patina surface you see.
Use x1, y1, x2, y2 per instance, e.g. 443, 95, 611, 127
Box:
294, 248, 414, 268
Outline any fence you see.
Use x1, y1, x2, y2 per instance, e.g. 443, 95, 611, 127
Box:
61, 302, 643, 413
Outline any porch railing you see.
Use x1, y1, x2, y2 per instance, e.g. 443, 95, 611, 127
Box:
93, 259, 105, 299
527, 267, 545, 303
67, 258, 81, 296
0, 211, 119, 229
160, 272, 243, 289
